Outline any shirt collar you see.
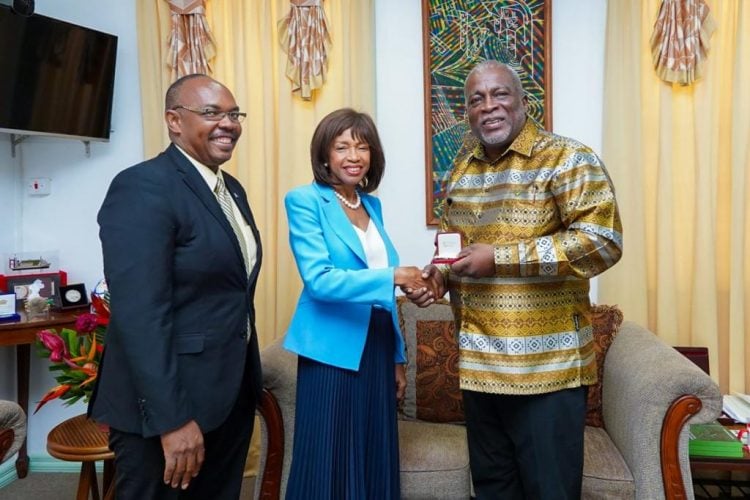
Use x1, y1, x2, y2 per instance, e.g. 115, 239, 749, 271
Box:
469, 118, 538, 163
174, 144, 221, 191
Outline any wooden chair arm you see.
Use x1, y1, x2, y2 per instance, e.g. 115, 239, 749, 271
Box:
660, 394, 703, 499
257, 388, 285, 499
0, 428, 14, 463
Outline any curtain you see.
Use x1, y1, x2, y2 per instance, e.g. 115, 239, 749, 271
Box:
137, 0, 375, 350
599, 0, 750, 393
136, 0, 375, 474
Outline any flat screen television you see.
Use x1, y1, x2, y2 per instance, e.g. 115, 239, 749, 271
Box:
0, 5, 118, 141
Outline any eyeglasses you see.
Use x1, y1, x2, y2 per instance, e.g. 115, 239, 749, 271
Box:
171, 105, 247, 123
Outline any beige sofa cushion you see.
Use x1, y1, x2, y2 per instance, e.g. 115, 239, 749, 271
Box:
398, 419, 471, 500
583, 426, 635, 499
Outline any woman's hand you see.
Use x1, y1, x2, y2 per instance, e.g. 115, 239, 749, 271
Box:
402, 265, 446, 307
395, 363, 406, 403
395, 266, 442, 299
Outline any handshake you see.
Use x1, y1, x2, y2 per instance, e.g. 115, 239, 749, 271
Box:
394, 265, 446, 308
393, 242, 499, 307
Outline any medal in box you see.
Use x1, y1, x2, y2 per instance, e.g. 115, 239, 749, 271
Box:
432, 232, 462, 264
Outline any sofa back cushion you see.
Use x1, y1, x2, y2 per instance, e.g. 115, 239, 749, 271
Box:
396, 297, 624, 428
397, 298, 463, 423
585, 304, 624, 427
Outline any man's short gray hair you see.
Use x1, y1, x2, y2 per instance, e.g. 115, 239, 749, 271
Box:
463, 60, 525, 102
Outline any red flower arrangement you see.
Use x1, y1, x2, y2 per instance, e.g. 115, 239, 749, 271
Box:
34, 291, 110, 413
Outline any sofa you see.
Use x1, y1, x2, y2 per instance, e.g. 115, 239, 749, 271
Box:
254, 299, 722, 499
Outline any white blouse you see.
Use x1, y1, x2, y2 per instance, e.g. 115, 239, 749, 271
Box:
353, 220, 388, 269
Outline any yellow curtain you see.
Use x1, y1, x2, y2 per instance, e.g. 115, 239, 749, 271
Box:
136, 0, 375, 475
137, 0, 375, 347
599, 0, 750, 393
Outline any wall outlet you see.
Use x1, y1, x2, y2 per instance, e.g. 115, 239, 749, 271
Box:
28, 177, 51, 196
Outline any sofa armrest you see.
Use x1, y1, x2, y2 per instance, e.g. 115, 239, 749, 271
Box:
0, 400, 26, 465
601, 321, 722, 500
255, 338, 298, 500
0, 429, 14, 463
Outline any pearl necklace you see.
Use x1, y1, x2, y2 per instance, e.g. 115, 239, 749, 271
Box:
333, 189, 361, 210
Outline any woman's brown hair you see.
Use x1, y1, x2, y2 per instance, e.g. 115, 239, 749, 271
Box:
310, 108, 385, 193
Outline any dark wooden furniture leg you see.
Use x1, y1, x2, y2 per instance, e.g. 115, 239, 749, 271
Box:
15, 344, 29, 478
103, 459, 116, 500
257, 388, 284, 499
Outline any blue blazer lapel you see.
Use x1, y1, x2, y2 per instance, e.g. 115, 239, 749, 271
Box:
361, 194, 399, 267
316, 183, 367, 266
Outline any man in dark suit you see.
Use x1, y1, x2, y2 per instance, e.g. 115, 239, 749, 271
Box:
89, 74, 263, 500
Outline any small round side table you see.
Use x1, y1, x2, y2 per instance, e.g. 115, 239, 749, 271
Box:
46, 414, 115, 500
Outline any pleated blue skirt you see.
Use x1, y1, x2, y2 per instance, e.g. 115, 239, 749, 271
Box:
285, 308, 401, 500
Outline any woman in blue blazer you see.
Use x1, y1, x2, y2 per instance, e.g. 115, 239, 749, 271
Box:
283, 109, 431, 499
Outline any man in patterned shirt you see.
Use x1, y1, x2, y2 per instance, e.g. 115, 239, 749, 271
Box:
410, 60, 622, 499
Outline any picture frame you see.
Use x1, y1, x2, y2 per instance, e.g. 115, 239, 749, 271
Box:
0, 292, 17, 319
422, 0, 552, 225
2, 272, 66, 305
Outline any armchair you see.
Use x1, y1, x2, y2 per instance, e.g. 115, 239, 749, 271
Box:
254, 302, 721, 499
0, 400, 26, 465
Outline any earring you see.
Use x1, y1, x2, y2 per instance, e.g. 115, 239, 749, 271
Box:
324, 162, 329, 168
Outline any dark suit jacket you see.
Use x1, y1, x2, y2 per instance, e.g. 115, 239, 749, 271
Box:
89, 144, 262, 438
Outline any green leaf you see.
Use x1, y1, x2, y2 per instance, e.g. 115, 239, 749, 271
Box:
68, 371, 87, 381
61, 328, 80, 355
64, 394, 84, 406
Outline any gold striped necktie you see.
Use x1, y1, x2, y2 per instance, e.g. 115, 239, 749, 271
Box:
215, 174, 249, 271
215, 173, 252, 342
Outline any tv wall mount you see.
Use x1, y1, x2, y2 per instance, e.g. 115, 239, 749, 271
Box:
10, 133, 92, 158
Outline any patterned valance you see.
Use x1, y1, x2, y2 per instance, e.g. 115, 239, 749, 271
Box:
278, 0, 331, 100
166, 0, 216, 79
650, 0, 716, 86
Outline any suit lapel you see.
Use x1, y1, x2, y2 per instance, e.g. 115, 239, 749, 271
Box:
316, 183, 367, 266
224, 175, 263, 281
168, 145, 246, 271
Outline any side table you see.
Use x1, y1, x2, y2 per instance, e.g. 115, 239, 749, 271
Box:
690, 420, 750, 497
47, 414, 115, 500
0, 306, 89, 478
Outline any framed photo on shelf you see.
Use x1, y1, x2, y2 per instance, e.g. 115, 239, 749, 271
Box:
422, 0, 552, 225
0, 292, 17, 318
2, 272, 66, 305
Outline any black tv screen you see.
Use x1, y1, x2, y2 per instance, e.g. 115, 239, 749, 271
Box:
0, 6, 118, 141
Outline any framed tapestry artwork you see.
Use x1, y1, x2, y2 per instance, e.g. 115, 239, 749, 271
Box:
422, 0, 552, 225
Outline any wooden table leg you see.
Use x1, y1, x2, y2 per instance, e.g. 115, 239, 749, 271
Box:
103, 459, 115, 499
76, 462, 94, 500
15, 344, 29, 478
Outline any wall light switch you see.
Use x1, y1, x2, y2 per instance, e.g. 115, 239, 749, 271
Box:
28, 177, 51, 196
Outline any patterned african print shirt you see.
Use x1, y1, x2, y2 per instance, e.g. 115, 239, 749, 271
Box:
440, 119, 623, 395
